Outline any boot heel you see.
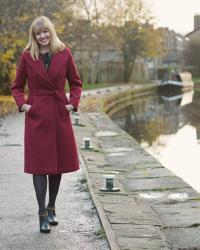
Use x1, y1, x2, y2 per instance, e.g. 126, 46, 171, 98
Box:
47, 207, 58, 226
39, 212, 51, 233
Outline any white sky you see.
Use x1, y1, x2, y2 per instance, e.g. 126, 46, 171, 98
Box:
148, 0, 200, 33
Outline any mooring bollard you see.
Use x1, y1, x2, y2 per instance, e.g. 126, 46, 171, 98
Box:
83, 137, 91, 149
100, 174, 120, 192
74, 117, 79, 125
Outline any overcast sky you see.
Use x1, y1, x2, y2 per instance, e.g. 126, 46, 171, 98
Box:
148, 0, 200, 33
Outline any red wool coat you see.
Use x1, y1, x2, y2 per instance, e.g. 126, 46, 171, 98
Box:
11, 48, 82, 175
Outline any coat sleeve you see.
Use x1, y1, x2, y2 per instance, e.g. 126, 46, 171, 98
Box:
10, 52, 27, 112
66, 48, 82, 112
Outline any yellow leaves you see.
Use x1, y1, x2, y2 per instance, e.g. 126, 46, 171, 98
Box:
1, 49, 15, 62
10, 65, 17, 82
0, 95, 13, 102
3, 107, 8, 113
56, 24, 65, 35
16, 15, 30, 22
142, 25, 166, 58
0, 48, 16, 79
0, 95, 16, 117
15, 39, 26, 47
0, 31, 26, 93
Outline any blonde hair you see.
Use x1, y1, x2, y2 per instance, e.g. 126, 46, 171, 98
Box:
24, 16, 66, 60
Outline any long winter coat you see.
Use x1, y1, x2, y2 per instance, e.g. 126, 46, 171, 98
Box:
11, 48, 82, 175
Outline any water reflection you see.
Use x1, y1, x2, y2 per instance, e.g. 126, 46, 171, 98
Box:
111, 89, 200, 193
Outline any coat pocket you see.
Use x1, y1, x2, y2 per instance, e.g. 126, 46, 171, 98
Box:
26, 98, 38, 117
61, 95, 70, 114
62, 94, 69, 105
25, 96, 34, 116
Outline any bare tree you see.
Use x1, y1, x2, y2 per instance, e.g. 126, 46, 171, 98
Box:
100, 0, 154, 82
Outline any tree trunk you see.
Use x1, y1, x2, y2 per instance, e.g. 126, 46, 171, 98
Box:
123, 59, 135, 82
87, 51, 93, 84
95, 49, 101, 84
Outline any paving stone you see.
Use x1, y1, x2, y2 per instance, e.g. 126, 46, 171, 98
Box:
163, 228, 200, 250
134, 162, 163, 169
112, 224, 162, 239
87, 164, 116, 173
136, 192, 189, 206
104, 147, 135, 153
130, 188, 200, 205
117, 236, 166, 250
98, 194, 132, 204
153, 201, 200, 227
125, 167, 175, 179
95, 131, 119, 137
99, 135, 142, 150
105, 152, 150, 167
103, 203, 161, 225
121, 176, 190, 192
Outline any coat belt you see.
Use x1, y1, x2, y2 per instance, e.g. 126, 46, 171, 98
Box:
29, 89, 68, 121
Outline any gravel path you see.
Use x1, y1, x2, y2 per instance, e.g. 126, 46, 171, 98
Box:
0, 112, 109, 250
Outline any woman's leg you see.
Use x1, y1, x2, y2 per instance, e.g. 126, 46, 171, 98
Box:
32, 175, 47, 215
47, 174, 62, 208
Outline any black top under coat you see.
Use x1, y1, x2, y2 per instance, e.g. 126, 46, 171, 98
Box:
40, 52, 52, 71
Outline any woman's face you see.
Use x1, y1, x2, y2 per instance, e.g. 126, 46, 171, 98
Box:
35, 28, 50, 47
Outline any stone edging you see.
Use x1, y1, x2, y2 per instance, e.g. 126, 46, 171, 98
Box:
79, 152, 120, 250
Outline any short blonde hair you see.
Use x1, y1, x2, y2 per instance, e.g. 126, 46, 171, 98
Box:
24, 16, 66, 60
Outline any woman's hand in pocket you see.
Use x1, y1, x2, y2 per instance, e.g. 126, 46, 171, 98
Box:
22, 104, 32, 113
65, 104, 74, 113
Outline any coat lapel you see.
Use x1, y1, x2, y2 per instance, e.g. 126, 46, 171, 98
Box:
25, 49, 67, 87
48, 50, 68, 80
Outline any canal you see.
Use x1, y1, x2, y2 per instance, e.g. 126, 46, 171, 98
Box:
110, 88, 200, 193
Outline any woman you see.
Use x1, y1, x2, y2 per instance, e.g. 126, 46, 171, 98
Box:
11, 16, 82, 233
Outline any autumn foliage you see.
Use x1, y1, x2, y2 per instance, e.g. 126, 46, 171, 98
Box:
0, 0, 165, 95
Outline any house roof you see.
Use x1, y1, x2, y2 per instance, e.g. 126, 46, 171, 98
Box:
185, 27, 200, 37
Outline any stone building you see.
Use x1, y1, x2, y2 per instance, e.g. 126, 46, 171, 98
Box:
157, 28, 188, 69
186, 14, 200, 44
146, 27, 189, 80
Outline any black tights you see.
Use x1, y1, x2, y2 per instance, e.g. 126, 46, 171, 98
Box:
33, 174, 62, 215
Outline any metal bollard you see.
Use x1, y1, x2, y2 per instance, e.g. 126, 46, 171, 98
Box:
74, 117, 79, 125
100, 174, 120, 192
83, 137, 91, 149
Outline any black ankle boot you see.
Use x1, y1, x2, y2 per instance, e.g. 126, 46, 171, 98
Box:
39, 212, 51, 233
47, 207, 58, 226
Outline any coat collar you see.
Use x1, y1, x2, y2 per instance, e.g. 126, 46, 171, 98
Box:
24, 49, 68, 87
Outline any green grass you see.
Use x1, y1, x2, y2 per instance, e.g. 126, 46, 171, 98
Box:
82, 82, 123, 91
193, 77, 200, 84
65, 82, 123, 91
79, 177, 87, 184
94, 228, 106, 238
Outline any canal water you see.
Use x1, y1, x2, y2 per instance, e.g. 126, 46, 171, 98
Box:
111, 88, 200, 193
